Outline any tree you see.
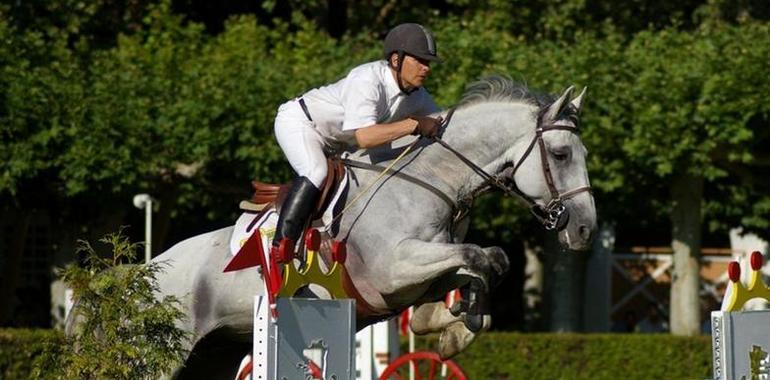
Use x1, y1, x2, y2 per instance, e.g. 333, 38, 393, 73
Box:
596, 22, 770, 334
0, 7, 88, 324
32, 231, 188, 379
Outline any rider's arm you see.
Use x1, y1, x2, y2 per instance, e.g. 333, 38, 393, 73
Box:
342, 75, 439, 148
353, 119, 418, 149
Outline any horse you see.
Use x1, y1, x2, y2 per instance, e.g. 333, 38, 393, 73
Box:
149, 76, 596, 379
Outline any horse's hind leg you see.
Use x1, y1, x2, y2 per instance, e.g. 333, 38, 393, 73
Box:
173, 326, 251, 380
431, 244, 505, 334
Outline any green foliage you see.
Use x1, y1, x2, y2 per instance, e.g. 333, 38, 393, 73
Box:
609, 22, 770, 233
413, 333, 713, 379
60, 2, 211, 195
0, 12, 85, 199
2, 0, 770, 248
2, 330, 712, 380
252, 0, 768, 40
7, 0, 150, 51
432, 18, 770, 236
30, 231, 188, 379
0, 329, 62, 380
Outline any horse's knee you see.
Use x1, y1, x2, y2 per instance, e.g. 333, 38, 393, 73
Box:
483, 246, 509, 274
461, 246, 493, 276
482, 246, 510, 286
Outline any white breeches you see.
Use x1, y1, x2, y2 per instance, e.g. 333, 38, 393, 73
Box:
274, 100, 327, 188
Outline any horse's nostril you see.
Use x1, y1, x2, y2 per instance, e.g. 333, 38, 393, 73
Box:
578, 224, 592, 241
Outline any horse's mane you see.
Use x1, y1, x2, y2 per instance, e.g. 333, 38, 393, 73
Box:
456, 75, 554, 109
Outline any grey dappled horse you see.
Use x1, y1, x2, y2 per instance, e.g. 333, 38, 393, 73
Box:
152, 76, 596, 379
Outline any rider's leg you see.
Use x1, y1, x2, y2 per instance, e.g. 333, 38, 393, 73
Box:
272, 177, 320, 247
273, 103, 327, 248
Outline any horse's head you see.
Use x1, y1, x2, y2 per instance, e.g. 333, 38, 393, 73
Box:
422, 77, 597, 250
504, 85, 597, 250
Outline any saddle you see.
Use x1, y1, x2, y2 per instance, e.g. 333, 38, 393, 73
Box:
230, 157, 383, 320
240, 158, 347, 219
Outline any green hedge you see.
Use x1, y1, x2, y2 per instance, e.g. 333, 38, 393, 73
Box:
2, 329, 712, 379
0, 329, 62, 380
412, 333, 712, 380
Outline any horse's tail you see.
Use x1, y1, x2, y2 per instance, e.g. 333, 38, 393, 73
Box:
63, 297, 83, 338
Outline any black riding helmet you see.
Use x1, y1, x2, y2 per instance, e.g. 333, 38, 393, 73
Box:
383, 23, 440, 94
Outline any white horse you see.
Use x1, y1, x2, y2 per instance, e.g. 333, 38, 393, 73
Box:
140, 77, 595, 379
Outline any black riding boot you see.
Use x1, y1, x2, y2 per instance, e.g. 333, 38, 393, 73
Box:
272, 176, 321, 248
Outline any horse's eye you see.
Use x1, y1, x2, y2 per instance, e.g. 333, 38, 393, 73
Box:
551, 149, 570, 161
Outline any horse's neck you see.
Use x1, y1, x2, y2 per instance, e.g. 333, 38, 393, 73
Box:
404, 102, 536, 201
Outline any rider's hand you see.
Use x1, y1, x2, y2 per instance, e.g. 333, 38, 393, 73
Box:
410, 116, 443, 138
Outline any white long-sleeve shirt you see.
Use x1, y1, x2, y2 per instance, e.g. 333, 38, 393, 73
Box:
298, 60, 440, 148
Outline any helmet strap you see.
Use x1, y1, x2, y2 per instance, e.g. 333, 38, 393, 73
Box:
394, 50, 417, 95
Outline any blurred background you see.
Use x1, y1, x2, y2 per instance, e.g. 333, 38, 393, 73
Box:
1, 0, 769, 338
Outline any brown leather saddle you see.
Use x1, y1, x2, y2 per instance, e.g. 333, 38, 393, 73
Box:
240, 158, 347, 219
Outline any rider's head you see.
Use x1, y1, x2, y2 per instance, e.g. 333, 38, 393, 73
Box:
383, 23, 440, 94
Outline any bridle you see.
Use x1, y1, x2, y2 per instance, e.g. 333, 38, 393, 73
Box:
434, 108, 592, 231
340, 106, 592, 233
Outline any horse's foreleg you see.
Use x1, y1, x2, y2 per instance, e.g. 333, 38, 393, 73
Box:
408, 296, 487, 360
384, 240, 509, 359
384, 240, 506, 294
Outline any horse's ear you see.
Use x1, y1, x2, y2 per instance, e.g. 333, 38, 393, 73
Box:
570, 86, 587, 113
544, 85, 575, 121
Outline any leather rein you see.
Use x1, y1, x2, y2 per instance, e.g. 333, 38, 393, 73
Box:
342, 107, 592, 231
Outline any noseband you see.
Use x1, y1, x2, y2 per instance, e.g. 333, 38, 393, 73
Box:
435, 108, 592, 231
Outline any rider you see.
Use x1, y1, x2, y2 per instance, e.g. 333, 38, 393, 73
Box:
271, 23, 444, 252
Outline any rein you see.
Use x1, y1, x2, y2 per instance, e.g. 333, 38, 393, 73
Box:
337, 105, 591, 233
341, 158, 456, 209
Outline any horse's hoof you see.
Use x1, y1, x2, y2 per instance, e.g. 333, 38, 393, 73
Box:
410, 304, 442, 335
410, 301, 463, 335
438, 321, 476, 360
464, 314, 484, 332
482, 314, 491, 330
409, 319, 433, 335
463, 313, 492, 332
448, 300, 467, 316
